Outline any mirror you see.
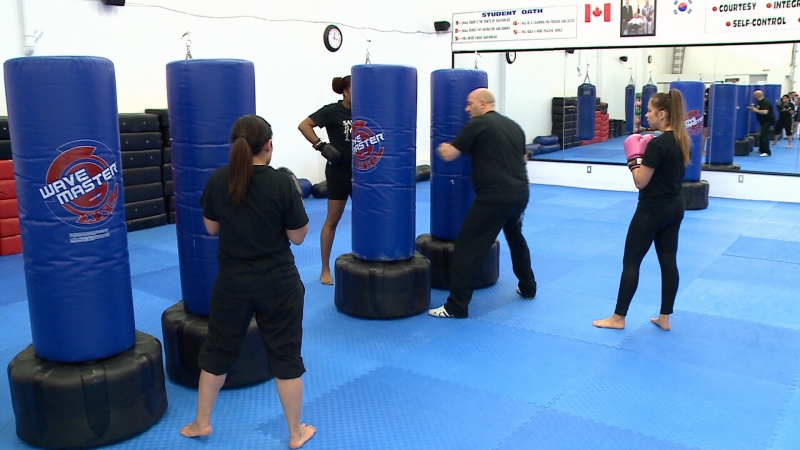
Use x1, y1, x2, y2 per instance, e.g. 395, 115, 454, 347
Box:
456, 43, 799, 175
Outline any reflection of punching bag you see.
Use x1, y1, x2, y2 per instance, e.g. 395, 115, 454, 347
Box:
670, 81, 705, 182
707, 83, 736, 165
625, 82, 635, 134
734, 84, 749, 140
577, 82, 596, 140
763, 84, 781, 120
640, 82, 658, 129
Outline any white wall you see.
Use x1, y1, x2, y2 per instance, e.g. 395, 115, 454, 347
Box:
0, 0, 454, 183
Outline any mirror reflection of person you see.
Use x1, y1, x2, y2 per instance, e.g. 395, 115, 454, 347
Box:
773, 94, 795, 148
747, 90, 775, 157
791, 91, 800, 139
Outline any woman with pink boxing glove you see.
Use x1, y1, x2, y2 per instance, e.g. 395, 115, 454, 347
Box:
593, 89, 691, 332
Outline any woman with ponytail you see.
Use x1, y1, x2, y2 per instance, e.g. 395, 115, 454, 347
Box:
594, 89, 689, 332
298, 75, 352, 285
182, 115, 315, 448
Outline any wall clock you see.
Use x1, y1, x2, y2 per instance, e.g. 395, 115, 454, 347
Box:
506, 51, 516, 64
324, 25, 342, 52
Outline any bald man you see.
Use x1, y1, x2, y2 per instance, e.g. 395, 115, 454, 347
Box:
429, 89, 537, 319
747, 90, 775, 156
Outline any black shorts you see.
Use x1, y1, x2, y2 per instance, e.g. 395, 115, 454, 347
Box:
325, 165, 352, 201
775, 119, 793, 136
198, 280, 306, 379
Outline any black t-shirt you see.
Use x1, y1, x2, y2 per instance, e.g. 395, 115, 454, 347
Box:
756, 98, 775, 125
639, 131, 685, 211
310, 101, 352, 174
777, 101, 795, 122
201, 165, 309, 298
450, 111, 529, 203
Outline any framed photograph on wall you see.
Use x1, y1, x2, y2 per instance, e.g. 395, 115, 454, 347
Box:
620, 0, 657, 37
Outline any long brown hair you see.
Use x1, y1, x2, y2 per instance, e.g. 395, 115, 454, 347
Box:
650, 89, 691, 168
332, 75, 351, 95
228, 115, 272, 205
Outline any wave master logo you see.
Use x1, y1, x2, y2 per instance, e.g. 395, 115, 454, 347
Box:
685, 109, 704, 136
40, 142, 119, 226
352, 118, 386, 171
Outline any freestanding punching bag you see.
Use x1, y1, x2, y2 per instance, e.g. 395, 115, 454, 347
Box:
416, 69, 499, 290
640, 82, 658, 129
706, 83, 737, 167
734, 84, 753, 156
577, 82, 596, 141
625, 82, 636, 134
4, 56, 167, 449
161, 59, 272, 389
335, 64, 431, 319
670, 80, 709, 210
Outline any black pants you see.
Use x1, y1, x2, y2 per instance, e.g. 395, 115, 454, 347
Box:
199, 280, 306, 379
444, 198, 537, 317
758, 123, 772, 155
614, 204, 684, 317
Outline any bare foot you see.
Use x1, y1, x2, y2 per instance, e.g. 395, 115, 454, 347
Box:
650, 315, 671, 331
319, 271, 333, 285
592, 315, 625, 329
180, 422, 212, 438
289, 423, 316, 449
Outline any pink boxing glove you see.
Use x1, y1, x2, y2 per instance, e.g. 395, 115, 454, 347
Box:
624, 133, 654, 171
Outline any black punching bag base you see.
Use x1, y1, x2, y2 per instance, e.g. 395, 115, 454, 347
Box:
161, 301, 273, 389
415, 234, 500, 290
7, 331, 168, 449
702, 163, 740, 172
682, 180, 710, 211
334, 252, 431, 319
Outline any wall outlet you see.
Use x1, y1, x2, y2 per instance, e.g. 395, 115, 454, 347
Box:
738, 175, 744, 183
587, 165, 592, 174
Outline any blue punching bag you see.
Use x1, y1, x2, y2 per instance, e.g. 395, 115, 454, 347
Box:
641, 83, 658, 129
351, 65, 417, 261
735, 84, 750, 140
707, 83, 737, 165
670, 81, 705, 182
763, 84, 781, 120
625, 83, 636, 134
430, 69, 487, 241
4, 57, 135, 362
166, 59, 256, 316
577, 83, 596, 140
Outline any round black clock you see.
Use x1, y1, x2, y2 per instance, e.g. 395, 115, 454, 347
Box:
324, 25, 342, 52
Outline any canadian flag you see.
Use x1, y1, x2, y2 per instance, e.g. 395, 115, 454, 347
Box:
585, 3, 611, 22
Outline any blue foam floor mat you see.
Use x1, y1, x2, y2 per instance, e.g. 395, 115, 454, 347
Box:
2, 182, 800, 449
